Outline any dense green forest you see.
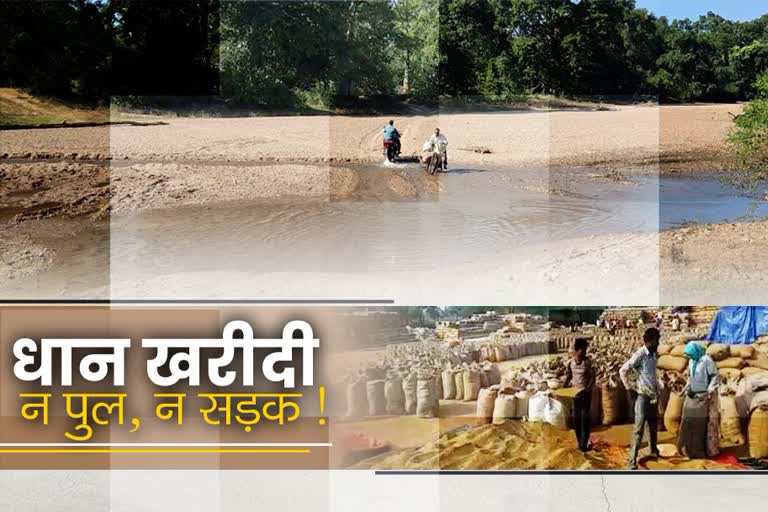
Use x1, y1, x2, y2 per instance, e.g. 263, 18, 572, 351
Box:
0, 0, 219, 100
2, 0, 767, 106
221, 0, 768, 106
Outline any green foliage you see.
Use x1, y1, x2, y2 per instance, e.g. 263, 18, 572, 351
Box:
294, 81, 339, 112
4, 0, 768, 110
727, 72, 768, 190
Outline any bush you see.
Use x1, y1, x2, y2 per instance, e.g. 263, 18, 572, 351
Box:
294, 81, 338, 111
726, 72, 768, 192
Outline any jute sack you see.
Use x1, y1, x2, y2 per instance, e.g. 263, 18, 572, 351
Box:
658, 355, 688, 372
487, 365, 501, 386
492, 393, 517, 425
441, 369, 456, 400
434, 372, 443, 401
547, 379, 562, 390
601, 384, 624, 425
416, 378, 439, 418
476, 387, 499, 423
731, 345, 755, 359
494, 346, 507, 362
346, 375, 368, 417
657, 385, 670, 430
479, 369, 489, 388
670, 345, 687, 357
453, 371, 465, 401
719, 391, 745, 446
514, 389, 533, 418
365, 366, 386, 381
626, 387, 637, 422
590, 386, 602, 425
748, 405, 768, 459
462, 369, 482, 401
718, 368, 742, 382
742, 367, 768, 378
664, 392, 685, 435
367, 379, 387, 416
657, 344, 672, 356
717, 357, 747, 370
748, 354, 768, 371
706, 343, 730, 361
402, 373, 418, 414
385, 375, 406, 415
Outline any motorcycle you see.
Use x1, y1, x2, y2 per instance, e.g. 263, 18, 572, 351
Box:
425, 141, 447, 175
383, 132, 401, 162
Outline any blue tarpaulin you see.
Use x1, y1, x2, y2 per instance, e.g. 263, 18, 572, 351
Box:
706, 306, 768, 345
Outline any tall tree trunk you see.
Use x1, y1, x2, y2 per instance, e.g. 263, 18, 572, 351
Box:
402, 47, 410, 94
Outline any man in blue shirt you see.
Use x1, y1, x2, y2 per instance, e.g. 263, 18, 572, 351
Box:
384, 120, 397, 141
383, 120, 400, 159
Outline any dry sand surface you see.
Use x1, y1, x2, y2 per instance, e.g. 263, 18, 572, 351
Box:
661, 221, 768, 304
0, 104, 740, 171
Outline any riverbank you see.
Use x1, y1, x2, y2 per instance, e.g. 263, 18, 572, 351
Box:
2, 102, 765, 302
0, 103, 741, 172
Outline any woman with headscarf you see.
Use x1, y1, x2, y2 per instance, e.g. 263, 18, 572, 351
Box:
678, 341, 721, 459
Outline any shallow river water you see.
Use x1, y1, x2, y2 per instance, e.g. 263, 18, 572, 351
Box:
4, 164, 766, 300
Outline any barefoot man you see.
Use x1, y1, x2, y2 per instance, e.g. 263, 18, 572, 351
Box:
620, 327, 662, 469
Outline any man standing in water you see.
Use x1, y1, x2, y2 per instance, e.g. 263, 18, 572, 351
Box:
620, 327, 662, 469
429, 128, 448, 170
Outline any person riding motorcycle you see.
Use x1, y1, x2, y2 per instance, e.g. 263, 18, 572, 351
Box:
383, 120, 401, 159
424, 128, 448, 170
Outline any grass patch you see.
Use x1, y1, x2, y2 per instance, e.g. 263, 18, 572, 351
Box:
0, 88, 108, 126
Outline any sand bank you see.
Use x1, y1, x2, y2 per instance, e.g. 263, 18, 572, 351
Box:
1, 104, 741, 172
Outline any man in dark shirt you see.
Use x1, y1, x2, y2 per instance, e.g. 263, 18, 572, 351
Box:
564, 338, 595, 452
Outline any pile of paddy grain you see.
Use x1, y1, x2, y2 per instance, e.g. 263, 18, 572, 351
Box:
350, 422, 624, 470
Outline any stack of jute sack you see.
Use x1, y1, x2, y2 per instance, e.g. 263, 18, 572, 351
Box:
475, 358, 569, 429
384, 340, 478, 369
476, 338, 550, 363
344, 366, 442, 419
657, 337, 768, 385
656, 336, 768, 458
342, 360, 502, 419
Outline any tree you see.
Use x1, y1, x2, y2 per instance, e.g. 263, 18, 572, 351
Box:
109, 0, 219, 96
727, 72, 768, 192
0, 0, 112, 101
393, 0, 439, 98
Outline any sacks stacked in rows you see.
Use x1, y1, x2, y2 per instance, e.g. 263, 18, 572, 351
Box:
491, 388, 535, 424
384, 340, 478, 373
748, 391, 768, 459
719, 386, 745, 446
344, 369, 441, 418
657, 342, 768, 384
440, 363, 500, 401
477, 338, 550, 363
733, 375, 768, 457
498, 358, 567, 393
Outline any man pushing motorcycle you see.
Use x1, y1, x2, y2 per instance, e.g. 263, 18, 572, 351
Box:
421, 127, 448, 172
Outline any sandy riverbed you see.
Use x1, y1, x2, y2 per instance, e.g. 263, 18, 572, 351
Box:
1, 102, 766, 303
0, 103, 740, 171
